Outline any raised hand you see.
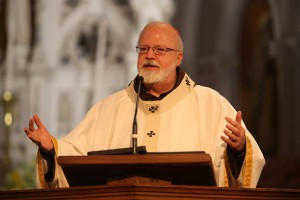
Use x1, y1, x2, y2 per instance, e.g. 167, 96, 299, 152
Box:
221, 111, 246, 152
24, 114, 54, 153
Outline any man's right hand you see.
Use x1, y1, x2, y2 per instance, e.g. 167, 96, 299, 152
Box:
24, 114, 54, 153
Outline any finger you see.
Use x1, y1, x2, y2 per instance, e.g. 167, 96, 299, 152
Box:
225, 116, 237, 127
33, 114, 44, 129
223, 129, 239, 142
226, 124, 244, 139
222, 132, 244, 149
221, 135, 234, 146
24, 128, 30, 136
225, 116, 243, 131
29, 118, 35, 131
226, 123, 239, 134
236, 111, 242, 124
24, 128, 35, 141
222, 135, 244, 151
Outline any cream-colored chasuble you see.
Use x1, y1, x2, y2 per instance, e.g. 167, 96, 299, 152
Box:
36, 74, 265, 188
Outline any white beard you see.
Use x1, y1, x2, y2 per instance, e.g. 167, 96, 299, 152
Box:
138, 61, 177, 84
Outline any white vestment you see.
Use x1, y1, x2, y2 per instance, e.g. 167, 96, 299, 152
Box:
36, 74, 265, 188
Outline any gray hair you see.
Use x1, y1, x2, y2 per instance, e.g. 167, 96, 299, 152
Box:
138, 21, 184, 52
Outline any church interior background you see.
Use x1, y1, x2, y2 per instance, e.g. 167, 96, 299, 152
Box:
1, 0, 300, 190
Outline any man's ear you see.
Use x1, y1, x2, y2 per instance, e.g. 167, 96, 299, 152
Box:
177, 52, 183, 65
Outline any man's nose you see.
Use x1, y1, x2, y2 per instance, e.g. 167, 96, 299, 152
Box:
146, 47, 156, 58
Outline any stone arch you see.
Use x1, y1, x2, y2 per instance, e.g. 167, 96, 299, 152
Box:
40, 1, 132, 68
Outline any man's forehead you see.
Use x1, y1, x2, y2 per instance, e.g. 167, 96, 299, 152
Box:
138, 21, 181, 48
139, 30, 173, 46
164, 23, 180, 37
143, 22, 180, 37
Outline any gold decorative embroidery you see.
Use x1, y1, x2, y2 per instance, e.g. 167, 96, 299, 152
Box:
223, 135, 253, 187
37, 152, 47, 188
51, 136, 59, 154
243, 136, 253, 187
224, 151, 231, 187
37, 136, 58, 188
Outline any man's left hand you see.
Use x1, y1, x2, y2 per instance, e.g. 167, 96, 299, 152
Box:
221, 111, 246, 152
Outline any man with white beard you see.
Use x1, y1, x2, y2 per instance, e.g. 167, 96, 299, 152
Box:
24, 21, 265, 188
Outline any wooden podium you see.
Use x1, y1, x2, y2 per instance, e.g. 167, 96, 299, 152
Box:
58, 152, 216, 187
2, 153, 300, 199
0, 153, 300, 200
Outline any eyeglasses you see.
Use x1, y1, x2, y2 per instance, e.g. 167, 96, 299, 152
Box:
136, 45, 179, 55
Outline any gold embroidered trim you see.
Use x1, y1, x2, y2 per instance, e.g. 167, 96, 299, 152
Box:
224, 150, 231, 187
37, 152, 46, 188
51, 136, 58, 154
223, 135, 253, 187
243, 136, 253, 187
37, 136, 58, 188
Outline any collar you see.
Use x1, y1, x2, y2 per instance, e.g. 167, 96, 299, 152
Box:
133, 67, 185, 101
126, 70, 195, 114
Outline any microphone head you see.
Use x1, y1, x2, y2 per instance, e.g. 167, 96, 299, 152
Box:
138, 76, 144, 83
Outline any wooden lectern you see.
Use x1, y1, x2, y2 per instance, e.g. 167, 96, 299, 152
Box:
58, 152, 216, 187
3, 153, 300, 199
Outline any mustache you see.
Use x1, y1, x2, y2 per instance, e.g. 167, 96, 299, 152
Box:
143, 60, 160, 68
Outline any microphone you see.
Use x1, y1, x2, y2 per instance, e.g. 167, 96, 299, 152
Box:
132, 76, 144, 154
87, 76, 147, 156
